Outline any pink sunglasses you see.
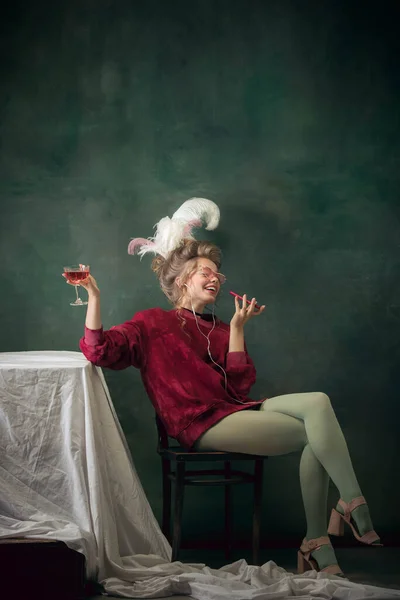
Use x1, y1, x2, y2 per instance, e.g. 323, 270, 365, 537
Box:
197, 266, 226, 285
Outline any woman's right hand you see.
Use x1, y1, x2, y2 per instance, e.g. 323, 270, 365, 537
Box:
79, 274, 100, 299
63, 273, 100, 299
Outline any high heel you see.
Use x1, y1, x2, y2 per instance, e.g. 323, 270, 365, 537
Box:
328, 496, 382, 546
297, 536, 343, 576
327, 506, 345, 537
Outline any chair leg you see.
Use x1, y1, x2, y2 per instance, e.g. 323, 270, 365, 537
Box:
252, 459, 264, 565
171, 461, 185, 563
161, 458, 172, 541
224, 461, 232, 561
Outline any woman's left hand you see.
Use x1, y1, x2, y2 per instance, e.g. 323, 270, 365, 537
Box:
230, 294, 265, 329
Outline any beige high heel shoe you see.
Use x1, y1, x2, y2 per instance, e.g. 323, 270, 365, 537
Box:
328, 496, 382, 545
297, 536, 344, 575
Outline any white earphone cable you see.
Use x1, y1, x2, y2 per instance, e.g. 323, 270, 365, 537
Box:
185, 284, 246, 403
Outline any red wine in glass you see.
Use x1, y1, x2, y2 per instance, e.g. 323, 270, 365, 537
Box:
63, 265, 90, 306
65, 270, 89, 283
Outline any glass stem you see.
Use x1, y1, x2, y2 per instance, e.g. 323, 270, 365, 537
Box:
75, 285, 79, 301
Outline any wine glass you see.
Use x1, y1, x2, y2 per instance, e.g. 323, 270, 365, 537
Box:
63, 264, 90, 306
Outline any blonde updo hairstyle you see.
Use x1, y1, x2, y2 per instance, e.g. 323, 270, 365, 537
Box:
151, 239, 222, 308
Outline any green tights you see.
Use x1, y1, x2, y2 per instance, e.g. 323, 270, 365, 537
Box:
195, 392, 377, 570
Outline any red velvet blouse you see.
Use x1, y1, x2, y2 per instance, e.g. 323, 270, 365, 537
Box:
79, 308, 264, 449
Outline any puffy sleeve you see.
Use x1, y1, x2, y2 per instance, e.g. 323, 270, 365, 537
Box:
225, 348, 256, 396
79, 317, 145, 370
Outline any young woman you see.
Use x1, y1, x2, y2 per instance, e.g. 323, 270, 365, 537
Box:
72, 198, 380, 576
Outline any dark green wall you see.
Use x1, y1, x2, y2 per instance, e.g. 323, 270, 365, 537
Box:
1, 0, 399, 544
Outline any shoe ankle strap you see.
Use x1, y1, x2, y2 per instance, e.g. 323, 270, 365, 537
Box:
300, 536, 330, 553
338, 496, 366, 516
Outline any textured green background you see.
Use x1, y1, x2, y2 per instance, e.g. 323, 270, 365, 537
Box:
1, 0, 399, 546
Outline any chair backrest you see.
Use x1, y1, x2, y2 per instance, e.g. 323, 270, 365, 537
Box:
155, 415, 170, 451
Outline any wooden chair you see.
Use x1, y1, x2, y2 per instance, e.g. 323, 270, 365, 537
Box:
156, 415, 267, 564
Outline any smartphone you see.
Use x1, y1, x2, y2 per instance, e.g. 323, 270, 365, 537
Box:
229, 291, 262, 310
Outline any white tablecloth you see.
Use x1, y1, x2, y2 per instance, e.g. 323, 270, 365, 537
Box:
0, 351, 397, 599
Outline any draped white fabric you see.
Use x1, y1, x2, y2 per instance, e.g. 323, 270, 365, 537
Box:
0, 351, 397, 600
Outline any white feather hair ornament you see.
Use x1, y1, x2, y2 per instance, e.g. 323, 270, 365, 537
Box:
128, 198, 220, 259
